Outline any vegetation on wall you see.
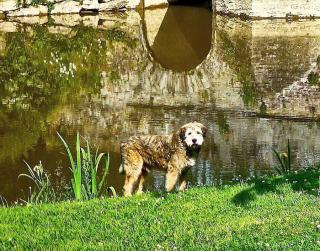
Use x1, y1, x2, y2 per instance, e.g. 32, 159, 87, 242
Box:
0, 24, 138, 165
217, 30, 258, 107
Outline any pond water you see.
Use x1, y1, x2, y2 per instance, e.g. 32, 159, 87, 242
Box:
1, 6, 320, 203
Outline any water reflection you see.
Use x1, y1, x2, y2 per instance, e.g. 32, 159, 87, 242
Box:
143, 6, 212, 71
0, 7, 320, 203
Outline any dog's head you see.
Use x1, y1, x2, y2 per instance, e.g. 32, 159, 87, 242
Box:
178, 122, 207, 150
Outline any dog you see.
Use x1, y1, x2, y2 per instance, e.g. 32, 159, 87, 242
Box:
119, 122, 207, 196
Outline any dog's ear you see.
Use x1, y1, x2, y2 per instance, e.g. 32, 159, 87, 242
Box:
179, 126, 187, 141
201, 125, 208, 137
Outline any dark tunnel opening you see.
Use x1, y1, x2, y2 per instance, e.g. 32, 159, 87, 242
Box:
168, 0, 212, 9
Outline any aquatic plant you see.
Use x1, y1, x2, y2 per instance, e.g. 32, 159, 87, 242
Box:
0, 195, 8, 207
17, 134, 114, 204
19, 161, 55, 204
81, 139, 111, 199
216, 110, 230, 135
307, 71, 319, 86
272, 139, 292, 175
57, 132, 112, 201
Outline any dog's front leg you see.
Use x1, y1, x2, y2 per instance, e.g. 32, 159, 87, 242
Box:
165, 169, 179, 192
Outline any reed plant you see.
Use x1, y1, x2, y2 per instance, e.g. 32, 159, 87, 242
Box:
57, 132, 112, 201
272, 139, 292, 175
19, 161, 55, 204
0, 195, 8, 207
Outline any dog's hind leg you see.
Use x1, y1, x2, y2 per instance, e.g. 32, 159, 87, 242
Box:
123, 152, 144, 197
178, 170, 188, 192
136, 169, 149, 195
124, 176, 139, 197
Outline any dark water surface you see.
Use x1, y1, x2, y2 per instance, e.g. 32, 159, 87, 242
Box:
1, 6, 320, 203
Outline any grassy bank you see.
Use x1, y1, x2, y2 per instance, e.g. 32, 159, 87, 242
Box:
0, 170, 319, 250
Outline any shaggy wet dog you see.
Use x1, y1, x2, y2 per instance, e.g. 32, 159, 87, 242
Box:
119, 122, 207, 196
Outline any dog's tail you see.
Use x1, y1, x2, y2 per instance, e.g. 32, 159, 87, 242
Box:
119, 142, 125, 174
119, 163, 125, 174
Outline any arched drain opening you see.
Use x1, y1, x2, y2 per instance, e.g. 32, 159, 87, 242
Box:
168, 0, 212, 8
142, 5, 213, 72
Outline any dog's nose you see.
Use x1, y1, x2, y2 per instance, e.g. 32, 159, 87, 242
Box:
192, 139, 197, 143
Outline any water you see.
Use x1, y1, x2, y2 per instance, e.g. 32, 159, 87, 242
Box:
1, 6, 320, 203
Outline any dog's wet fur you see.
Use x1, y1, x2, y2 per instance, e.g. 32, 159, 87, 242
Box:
119, 122, 207, 196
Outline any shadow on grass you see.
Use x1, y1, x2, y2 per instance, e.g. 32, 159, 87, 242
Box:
232, 168, 320, 207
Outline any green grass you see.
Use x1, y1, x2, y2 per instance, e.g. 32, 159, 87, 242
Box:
0, 170, 319, 250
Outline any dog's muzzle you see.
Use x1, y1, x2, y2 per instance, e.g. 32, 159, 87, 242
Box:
190, 143, 201, 150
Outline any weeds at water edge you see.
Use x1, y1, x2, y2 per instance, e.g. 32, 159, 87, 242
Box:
272, 139, 292, 175
0, 195, 8, 207
19, 161, 55, 204
57, 132, 113, 201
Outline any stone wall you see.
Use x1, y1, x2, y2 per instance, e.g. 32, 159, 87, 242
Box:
0, 0, 171, 16
0, 0, 130, 16
2, 0, 320, 17
251, 19, 320, 92
215, 0, 251, 16
252, 0, 320, 18
216, 0, 320, 18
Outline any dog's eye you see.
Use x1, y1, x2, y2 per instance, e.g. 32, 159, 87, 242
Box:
188, 132, 192, 135
197, 131, 201, 135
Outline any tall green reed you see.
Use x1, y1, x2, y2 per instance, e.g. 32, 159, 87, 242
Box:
57, 132, 112, 200
272, 139, 292, 175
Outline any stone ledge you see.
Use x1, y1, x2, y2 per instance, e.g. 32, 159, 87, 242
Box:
2, 0, 320, 18
51, 1, 82, 14
0, 0, 134, 17
0, 0, 171, 17
2, 11, 140, 28
0, 21, 19, 32
143, 0, 168, 9
0, 0, 19, 12
215, 0, 320, 18
7, 5, 48, 17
